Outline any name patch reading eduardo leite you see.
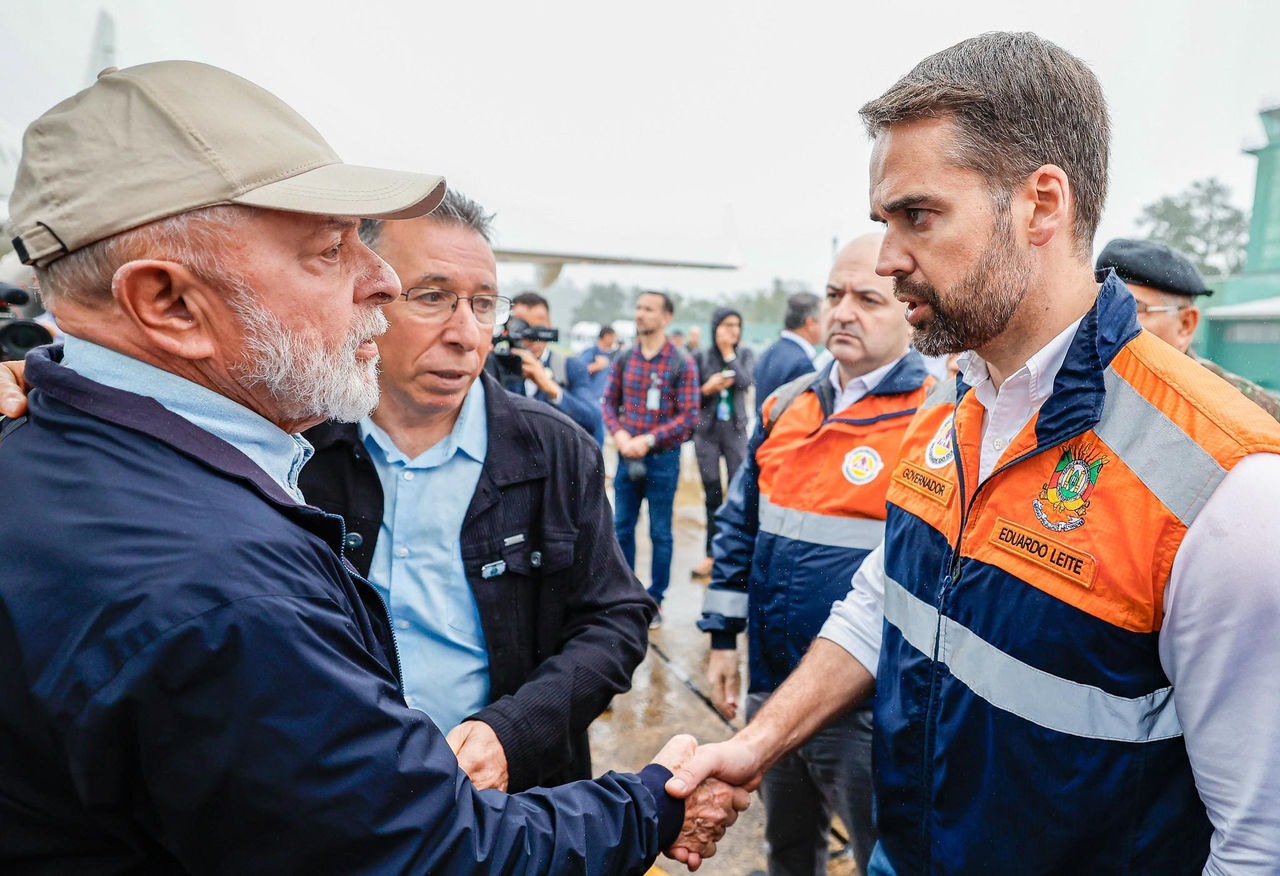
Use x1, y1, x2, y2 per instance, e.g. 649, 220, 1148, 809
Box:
988, 517, 1097, 588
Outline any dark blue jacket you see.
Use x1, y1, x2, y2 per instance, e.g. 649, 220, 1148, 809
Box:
0, 347, 680, 874
578, 343, 616, 403
752, 335, 815, 417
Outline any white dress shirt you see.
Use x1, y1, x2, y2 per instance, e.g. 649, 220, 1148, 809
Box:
827, 356, 903, 412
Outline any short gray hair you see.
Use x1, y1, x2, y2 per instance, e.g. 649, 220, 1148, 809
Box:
784, 292, 820, 330
860, 32, 1109, 254
359, 189, 495, 251
35, 205, 253, 307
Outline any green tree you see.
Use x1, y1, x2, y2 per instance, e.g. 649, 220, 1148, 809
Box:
1135, 177, 1249, 278
570, 282, 630, 326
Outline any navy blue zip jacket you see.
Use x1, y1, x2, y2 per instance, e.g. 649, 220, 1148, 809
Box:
0, 346, 680, 874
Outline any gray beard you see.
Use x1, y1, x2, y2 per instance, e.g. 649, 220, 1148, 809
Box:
228, 291, 387, 424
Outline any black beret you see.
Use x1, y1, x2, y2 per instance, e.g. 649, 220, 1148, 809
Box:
1095, 238, 1212, 297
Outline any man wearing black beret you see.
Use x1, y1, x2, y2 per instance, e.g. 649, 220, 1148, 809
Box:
1097, 238, 1280, 420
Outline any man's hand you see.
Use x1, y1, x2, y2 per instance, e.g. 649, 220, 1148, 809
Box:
700, 372, 734, 396
651, 735, 751, 871
587, 353, 610, 375
512, 347, 561, 400
1, 360, 29, 418
446, 720, 509, 792
665, 737, 765, 799
616, 433, 648, 459
706, 649, 741, 720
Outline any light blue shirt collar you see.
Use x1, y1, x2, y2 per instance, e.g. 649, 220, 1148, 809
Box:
60, 333, 313, 502
359, 377, 487, 466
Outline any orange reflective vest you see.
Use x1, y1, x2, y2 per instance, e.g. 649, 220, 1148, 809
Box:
699, 353, 932, 691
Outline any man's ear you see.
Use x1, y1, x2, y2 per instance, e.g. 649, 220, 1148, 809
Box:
111, 260, 222, 361
1021, 164, 1071, 248
1177, 305, 1201, 351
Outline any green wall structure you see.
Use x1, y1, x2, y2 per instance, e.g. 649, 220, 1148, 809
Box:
1201, 106, 1280, 389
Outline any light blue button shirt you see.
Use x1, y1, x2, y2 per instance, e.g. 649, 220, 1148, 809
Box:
59, 334, 313, 501
360, 378, 489, 732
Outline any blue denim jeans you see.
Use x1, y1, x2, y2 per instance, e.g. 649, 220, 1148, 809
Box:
612, 446, 680, 604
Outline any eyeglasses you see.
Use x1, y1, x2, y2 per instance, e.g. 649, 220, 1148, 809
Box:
1135, 302, 1190, 316
400, 287, 511, 326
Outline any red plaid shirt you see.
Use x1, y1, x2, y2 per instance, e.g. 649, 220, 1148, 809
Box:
601, 340, 699, 452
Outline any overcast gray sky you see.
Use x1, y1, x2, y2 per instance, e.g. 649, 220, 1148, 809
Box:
2, 0, 1277, 299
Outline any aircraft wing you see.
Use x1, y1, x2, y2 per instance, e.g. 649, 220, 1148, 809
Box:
493, 247, 738, 287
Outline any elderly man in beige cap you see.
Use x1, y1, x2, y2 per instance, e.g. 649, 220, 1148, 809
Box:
0, 62, 744, 873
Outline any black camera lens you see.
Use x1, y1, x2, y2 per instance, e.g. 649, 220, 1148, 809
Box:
0, 319, 54, 362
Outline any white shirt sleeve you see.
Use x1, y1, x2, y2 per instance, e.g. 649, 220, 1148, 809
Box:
818, 542, 887, 678
1160, 452, 1280, 874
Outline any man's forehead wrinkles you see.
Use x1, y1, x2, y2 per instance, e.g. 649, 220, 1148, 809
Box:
405, 269, 496, 290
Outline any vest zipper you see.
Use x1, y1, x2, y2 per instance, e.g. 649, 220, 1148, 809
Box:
924, 436, 1053, 867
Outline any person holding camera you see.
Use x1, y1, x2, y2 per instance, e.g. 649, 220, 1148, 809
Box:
690, 307, 754, 578
485, 291, 603, 440
602, 290, 700, 626
0, 280, 55, 363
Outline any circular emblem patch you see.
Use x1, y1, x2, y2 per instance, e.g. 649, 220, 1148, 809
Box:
842, 446, 884, 485
925, 413, 955, 469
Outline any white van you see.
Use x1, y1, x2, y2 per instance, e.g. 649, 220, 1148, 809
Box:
568, 321, 601, 355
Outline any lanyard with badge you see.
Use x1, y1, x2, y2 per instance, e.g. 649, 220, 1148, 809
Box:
646, 371, 662, 411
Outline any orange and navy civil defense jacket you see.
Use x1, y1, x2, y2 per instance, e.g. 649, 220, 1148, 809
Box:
874, 273, 1280, 874
698, 353, 932, 692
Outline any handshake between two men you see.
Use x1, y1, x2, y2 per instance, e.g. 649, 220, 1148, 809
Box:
649, 735, 754, 870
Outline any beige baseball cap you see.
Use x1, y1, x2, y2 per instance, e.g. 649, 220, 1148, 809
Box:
8, 61, 447, 267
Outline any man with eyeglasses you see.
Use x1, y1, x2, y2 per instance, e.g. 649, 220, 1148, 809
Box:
300, 190, 655, 794
1097, 238, 1280, 420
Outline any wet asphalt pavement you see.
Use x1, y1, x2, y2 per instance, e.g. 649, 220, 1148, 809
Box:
589, 446, 857, 876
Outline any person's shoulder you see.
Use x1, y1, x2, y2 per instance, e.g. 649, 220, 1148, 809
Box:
767, 334, 803, 353
502, 388, 597, 448
563, 352, 589, 380
1195, 356, 1280, 421
302, 419, 360, 451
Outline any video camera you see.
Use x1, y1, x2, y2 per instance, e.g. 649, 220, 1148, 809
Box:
1, 282, 54, 362
490, 316, 560, 379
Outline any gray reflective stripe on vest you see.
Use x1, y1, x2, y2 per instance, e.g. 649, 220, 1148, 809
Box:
883, 574, 1183, 742
1096, 369, 1227, 527
758, 495, 885, 551
702, 587, 749, 619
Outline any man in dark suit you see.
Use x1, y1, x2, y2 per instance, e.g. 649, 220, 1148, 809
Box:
752, 291, 822, 416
